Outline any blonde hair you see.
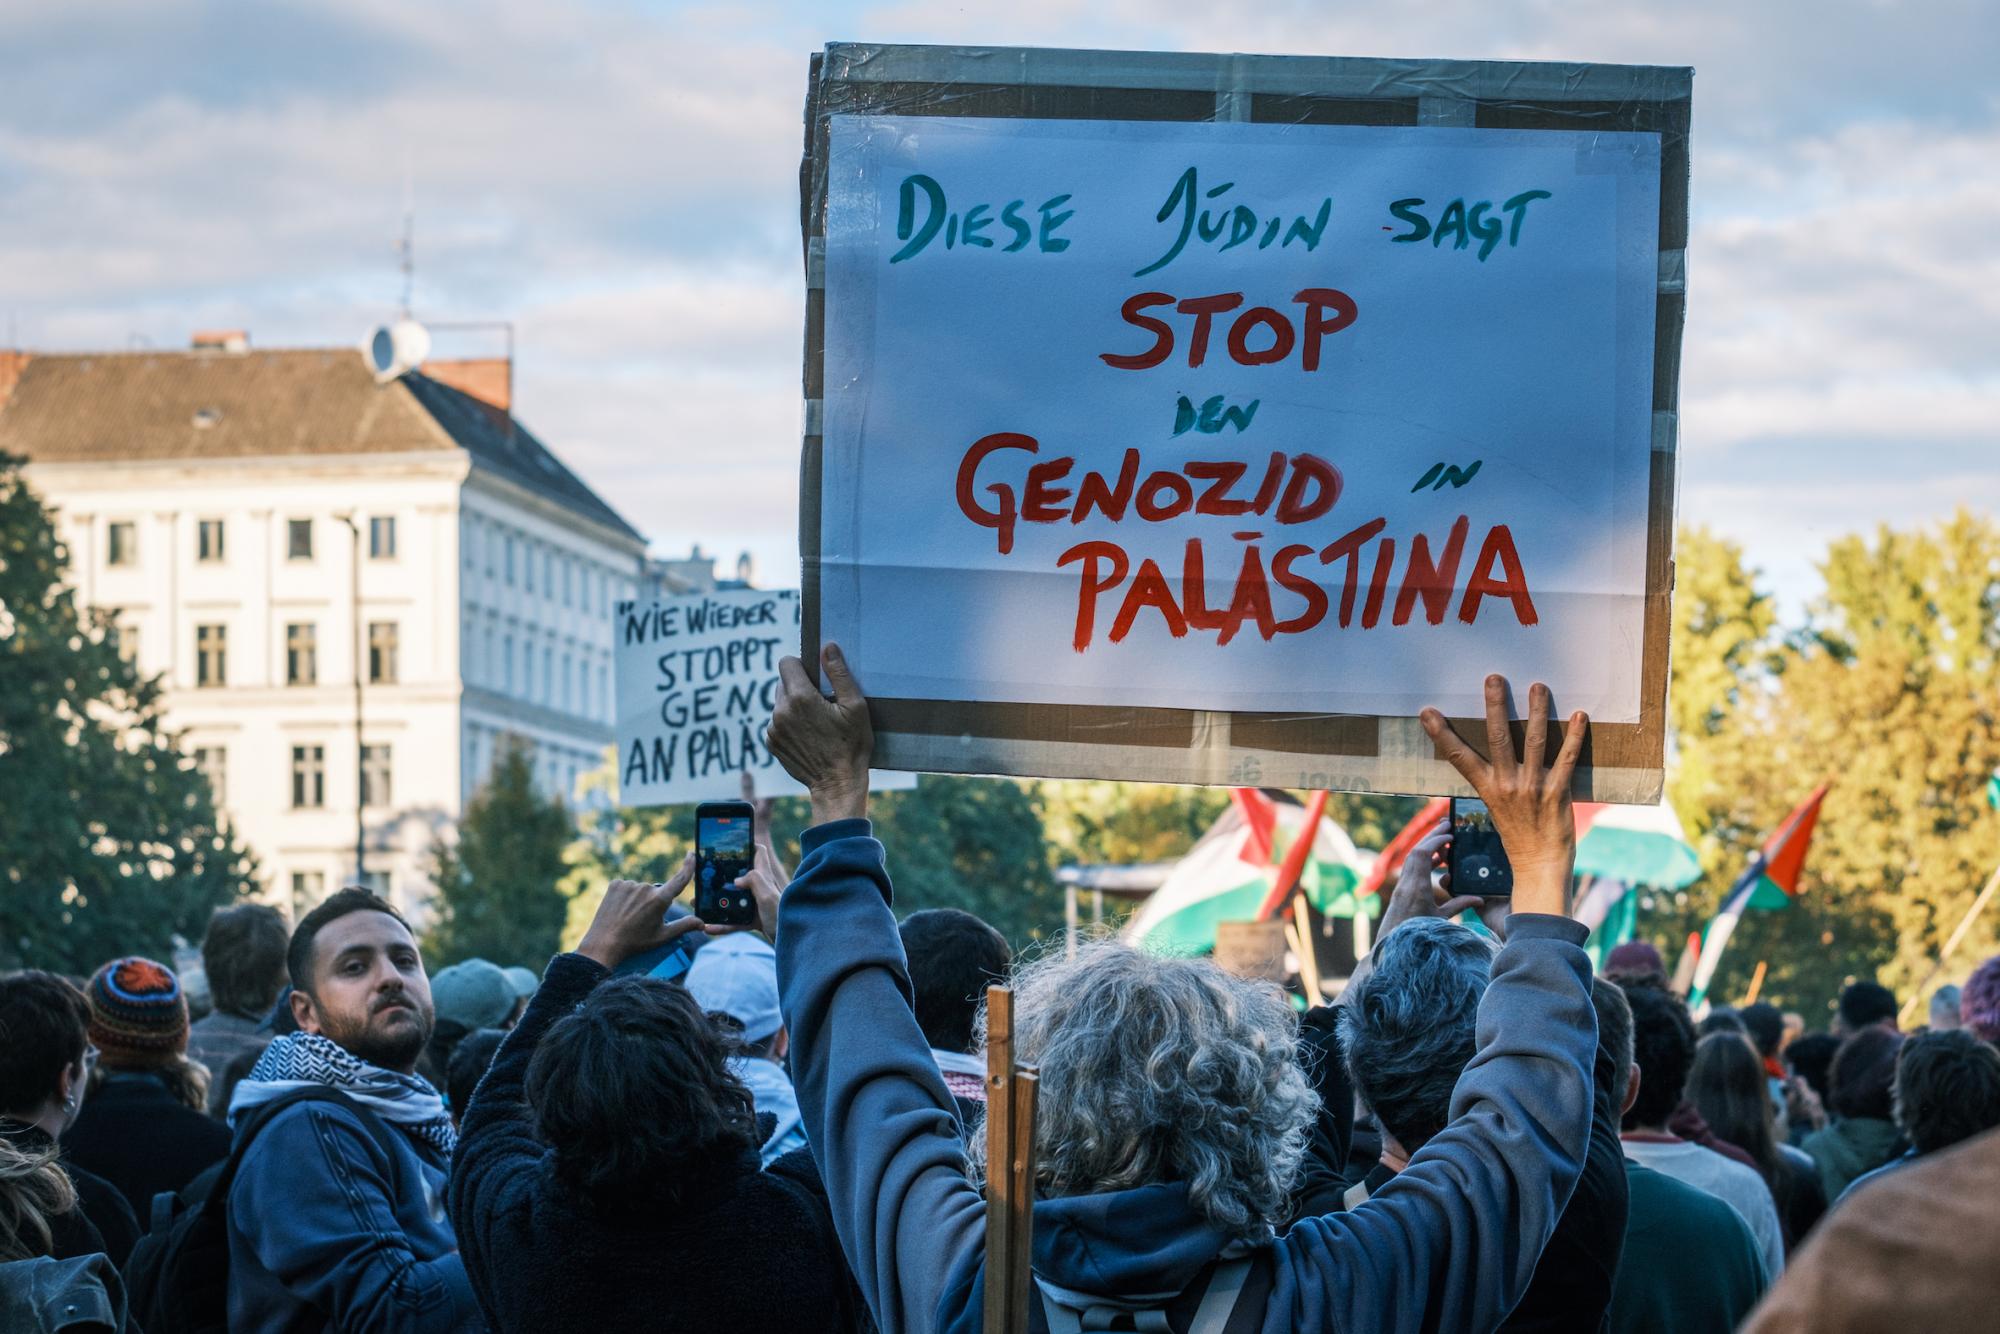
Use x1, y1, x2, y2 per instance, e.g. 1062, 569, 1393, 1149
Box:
0, 1136, 77, 1263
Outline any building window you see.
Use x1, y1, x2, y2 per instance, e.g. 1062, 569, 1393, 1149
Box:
369, 516, 397, 560
196, 624, 227, 687
522, 637, 534, 698
290, 871, 326, 915
198, 519, 225, 563
543, 550, 554, 597
361, 744, 393, 808
287, 518, 313, 561
542, 646, 553, 704
562, 653, 573, 711
107, 615, 139, 666
368, 621, 398, 685
484, 524, 495, 577
360, 870, 391, 899
107, 521, 138, 567
285, 622, 317, 686
506, 536, 516, 585
291, 744, 325, 809
193, 746, 227, 803
483, 628, 496, 688
503, 635, 515, 693
525, 543, 536, 593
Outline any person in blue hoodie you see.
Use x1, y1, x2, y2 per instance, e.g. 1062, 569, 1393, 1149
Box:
766, 644, 1600, 1334
226, 887, 481, 1332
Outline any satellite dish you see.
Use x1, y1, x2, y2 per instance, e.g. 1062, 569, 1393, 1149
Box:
363, 318, 431, 383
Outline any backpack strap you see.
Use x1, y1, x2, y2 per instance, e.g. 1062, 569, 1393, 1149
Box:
1186, 1259, 1252, 1334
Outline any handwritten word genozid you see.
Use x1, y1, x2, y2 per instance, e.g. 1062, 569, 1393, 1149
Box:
954, 434, 1539, 651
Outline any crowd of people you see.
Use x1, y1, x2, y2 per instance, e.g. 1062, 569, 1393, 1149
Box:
3, 651, 1999, 1332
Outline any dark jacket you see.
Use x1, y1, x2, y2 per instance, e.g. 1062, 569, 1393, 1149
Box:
1498, 1034, 1631, 1332
777, 820, 1599, 1334
1608, 1161, 1767, 1333
0, 1253, 126, 1334
226, 1081, 479, 1331
63, 1070, 233, 1218
1800, 1116, 1904, 1203
447, 952, 862, 1334
186, 1010, 272, 1116
1286, 1006, 1356, 1221
0, 1120, 140, 1269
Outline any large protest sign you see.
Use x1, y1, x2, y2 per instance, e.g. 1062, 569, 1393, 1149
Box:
614, 588, 913, 806
803, 46, 1689, 802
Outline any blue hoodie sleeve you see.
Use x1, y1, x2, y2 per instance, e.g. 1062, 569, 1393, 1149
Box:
776, 821, 988, 1334
1272, 914, 1597, 1334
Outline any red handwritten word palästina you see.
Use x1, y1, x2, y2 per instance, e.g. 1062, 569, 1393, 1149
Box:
954, 433, 1539, 652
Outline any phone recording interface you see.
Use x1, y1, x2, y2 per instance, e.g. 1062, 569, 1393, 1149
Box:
1450, 798, 1515, 898
695, 806, 759, 926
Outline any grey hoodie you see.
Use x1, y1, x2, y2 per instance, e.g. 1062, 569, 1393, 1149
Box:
776, 820, 1598, 1334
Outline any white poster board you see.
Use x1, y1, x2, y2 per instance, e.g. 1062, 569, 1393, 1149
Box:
615, 588, 914, 806
820, 116, 1660, 725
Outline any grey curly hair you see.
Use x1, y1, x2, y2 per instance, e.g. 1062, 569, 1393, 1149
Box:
971, 939, 1315, 1242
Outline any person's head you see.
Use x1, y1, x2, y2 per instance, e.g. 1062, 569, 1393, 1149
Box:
1928, 984, 1963, 1031
0, 1135, 76, 1264
447, 1028, 508, 1127
1828, 1025, 1904, 1121
685, 934, 786, 1062
526, 977, 756, 1208
0, 972, 93, 1135
1340, 918, 1493, 1159
502, 967, 539, 1026
1740, 1002, 1785, 1059
983, 939, 1313, 1244
214, 1041, 270, 1118
1621, 980, 1698, 1131
286, 888, 433, 1074
1836, 981, 1898, 1035
1592, 977, 1637, 1112
1698, 1007, 1747, 1040
84, 956, 207, 1111
1892, 1029, 2000, 1155
1687, 1032, 1779, 1178
431, 960, 517, 1038
1604, 940, 1667, 987
1784, 1031, 1838, 1097
899, 908, 1012, 1056
1960, 956, 2000, 1043
202, 903, 291, 1019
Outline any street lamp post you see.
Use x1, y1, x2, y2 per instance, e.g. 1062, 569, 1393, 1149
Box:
336, 513, 364, 885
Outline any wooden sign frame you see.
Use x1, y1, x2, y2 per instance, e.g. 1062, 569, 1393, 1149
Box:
800, 43, 1690, 803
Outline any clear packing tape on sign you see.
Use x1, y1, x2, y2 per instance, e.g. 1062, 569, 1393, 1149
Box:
800, 44, 1691, 803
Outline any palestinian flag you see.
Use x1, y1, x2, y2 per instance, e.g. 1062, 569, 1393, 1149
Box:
1123, 790, 1373, 956
1574, 801, 1702, 890
1688, 784, 1829, 1008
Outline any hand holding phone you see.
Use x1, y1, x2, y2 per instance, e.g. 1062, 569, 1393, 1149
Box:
695, 801, 759, 927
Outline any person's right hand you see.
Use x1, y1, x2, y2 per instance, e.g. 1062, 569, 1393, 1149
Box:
1420, 676, 1587, 919
575, 855, 706, 971
768, 641, 874, 826
1377, 820, 1483, 940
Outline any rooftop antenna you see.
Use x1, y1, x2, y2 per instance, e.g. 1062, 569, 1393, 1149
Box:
396, 156, 415, 318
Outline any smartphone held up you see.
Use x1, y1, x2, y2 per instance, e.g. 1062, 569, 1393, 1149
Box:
1448, 798, 1514, 899
695, 801, 759, 927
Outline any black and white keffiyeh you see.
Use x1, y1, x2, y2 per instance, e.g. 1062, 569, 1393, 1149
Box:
229, 1031, 457, 1159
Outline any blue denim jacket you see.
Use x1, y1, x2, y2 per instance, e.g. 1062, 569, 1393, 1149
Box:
227, 1096, 482, 1332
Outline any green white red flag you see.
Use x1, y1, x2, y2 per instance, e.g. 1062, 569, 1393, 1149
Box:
1688, 784, 1829, 1008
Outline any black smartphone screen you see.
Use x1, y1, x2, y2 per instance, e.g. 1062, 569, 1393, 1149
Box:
695, 802, 758, 926
1449, 798, 1514, 898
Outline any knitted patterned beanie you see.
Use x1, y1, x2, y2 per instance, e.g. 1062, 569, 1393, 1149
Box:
86, 956, 189, 1068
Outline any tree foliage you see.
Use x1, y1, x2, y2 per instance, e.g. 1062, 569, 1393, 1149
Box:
0, 453, 256, 971
1665, 513, 2000, 1016
425, 736, 571, 969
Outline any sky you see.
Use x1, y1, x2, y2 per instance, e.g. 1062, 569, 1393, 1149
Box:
3, 0, 1996, 615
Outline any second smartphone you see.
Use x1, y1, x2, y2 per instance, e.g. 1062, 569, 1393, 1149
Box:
694, 800, 759, 926
1448, 797, 1515, 898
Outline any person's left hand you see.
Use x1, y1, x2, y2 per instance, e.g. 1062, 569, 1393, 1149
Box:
1377, 821, 1484, 941
769, 642, 874, 826
576, 855, 706, 971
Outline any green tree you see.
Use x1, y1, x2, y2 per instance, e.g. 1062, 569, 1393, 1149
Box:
426, 737, 572, 968
0, 453, 256, 971
1669, 512, 2000, 1015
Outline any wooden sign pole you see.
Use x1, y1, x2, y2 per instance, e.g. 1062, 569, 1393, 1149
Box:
983, 985, 1036, 1334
